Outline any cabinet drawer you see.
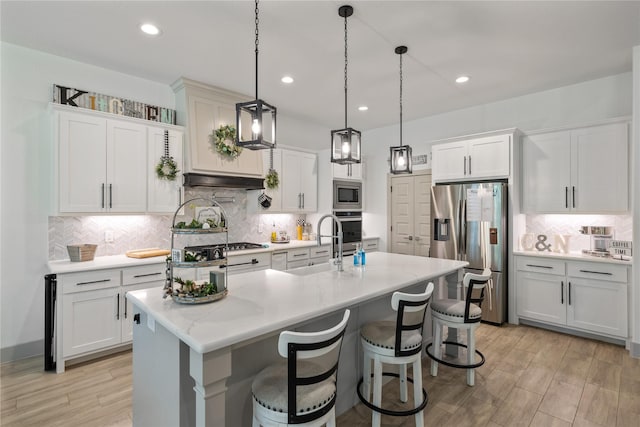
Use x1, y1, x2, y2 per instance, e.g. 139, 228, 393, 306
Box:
310, 246, 331, 259
516, 257, 565, 275
287, 259, 311, 269
287, 248, 310, 262
567, 262, 628, 283
362, 239, 379, 251
226, 252, 271, 274
123, 264, 165, 286
61, 269, 121, 294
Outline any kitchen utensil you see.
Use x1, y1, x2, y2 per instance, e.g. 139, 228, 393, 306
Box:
126, 248, 171, 258
258, 192, 272, 209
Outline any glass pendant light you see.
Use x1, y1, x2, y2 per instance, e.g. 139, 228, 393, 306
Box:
236, 0, 276, 150
330, 5, 361, 164
389, 45, 412, 174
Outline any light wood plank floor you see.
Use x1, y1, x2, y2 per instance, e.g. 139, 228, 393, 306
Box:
1, 324, 639, 426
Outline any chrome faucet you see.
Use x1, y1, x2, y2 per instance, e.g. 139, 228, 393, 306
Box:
317, 214, 344, 272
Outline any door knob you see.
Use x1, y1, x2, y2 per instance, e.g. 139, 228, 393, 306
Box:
415, 236, 420, 241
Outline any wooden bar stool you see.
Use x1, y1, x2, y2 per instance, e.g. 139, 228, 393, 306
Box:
357, 282, 435, 427
425, 268, 491, 386
251, 310, 350, 427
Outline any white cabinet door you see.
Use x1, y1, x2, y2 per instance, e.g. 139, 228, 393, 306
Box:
106, 120, 147, 212
121, 281, 164, 343
431, 140, 467, 182
58, 111, 107, 212
571, 123, 628, 213
147, 127, 184, 213
281, 150, 318, 213
62, 287, 121, 357
516, 271, 566, 326
467, 134, 510, 179
566, 277, 627, 338
332, 163, 362, 180
522, 131, 572, 213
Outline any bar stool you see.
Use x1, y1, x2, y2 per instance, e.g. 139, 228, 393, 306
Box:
357, 282, 435, 427
251, 310, 350, 427
425, 268, 491, 386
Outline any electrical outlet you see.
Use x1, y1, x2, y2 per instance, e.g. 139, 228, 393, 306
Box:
105, 230, 114, 243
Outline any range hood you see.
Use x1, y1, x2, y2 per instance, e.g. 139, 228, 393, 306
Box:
183, 173, 265, 190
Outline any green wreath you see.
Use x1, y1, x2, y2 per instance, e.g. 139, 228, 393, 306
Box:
211, 125, 242, 159
156, 156, 179, 181
265, 168, 279, 189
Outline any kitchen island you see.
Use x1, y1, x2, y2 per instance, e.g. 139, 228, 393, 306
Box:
127, 252, 468, 427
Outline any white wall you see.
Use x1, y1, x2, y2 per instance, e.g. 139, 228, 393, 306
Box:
362, 72, 633, 251
632, 45, 640, 357
0, 43, 176, 359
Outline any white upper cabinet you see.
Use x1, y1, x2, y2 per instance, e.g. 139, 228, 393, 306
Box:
54, 104, 184, 215
58, 110, 147, 213
332, 162, 362, 180
147, 126, 184, 213
281, 149, 317, 213
523, 122, 628, 213
431, 133, 511, 183
172, 78, 263, 177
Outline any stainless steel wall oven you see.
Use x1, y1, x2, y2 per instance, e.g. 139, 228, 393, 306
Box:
333, 211, 362, 256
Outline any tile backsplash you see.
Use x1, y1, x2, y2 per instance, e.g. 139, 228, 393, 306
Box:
524, 214, 632, 253
49, 189, 307, 260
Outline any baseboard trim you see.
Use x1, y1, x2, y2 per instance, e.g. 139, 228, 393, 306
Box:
630, 341, 640, 358
519, 319, 626, 346
0, 339, 43, 364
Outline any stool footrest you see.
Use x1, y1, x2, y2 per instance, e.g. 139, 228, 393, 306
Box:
356, 372, 428, 417
425, 341, 486, 369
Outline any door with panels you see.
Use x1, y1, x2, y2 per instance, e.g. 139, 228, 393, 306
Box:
389, 171, 431, 256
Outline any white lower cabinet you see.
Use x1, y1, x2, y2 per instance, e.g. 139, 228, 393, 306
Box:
57, 263, 164, 372
309, 245, 331, 265
516, 255, 628, 339
362, 238, 379, 252
270, 245, 330, 270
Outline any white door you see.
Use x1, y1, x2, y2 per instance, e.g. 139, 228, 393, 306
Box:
106, 120, 147, 212
390, 175, 415, 255
299, 152, 318, 212
467, 134, 510, 179
571, 123, 628, 213
413, 174, 431, 257
516, 271, 566, 326
148, 127, 184, 213
281, 150, 302, 211
431, 140, 466, 182
58, 111, 107, 212
62, 287, 121, 357
522, 131, 571, 213
566, 277, 627, 338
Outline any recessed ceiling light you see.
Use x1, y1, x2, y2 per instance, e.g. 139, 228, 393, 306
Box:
140, 23, 161, 36
455, 75, 470, 84
358, 106, 368, 111
281, 76, 294, 84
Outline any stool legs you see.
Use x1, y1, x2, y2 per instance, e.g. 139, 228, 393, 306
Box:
372, 357, 383, 427
467, 325, 476, 386
399, 364, 408, 402
430, 318, 442, 377
413, 358, 424, 427
363, 353, 372, 402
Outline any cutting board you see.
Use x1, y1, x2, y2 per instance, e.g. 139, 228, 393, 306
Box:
125, 248, 170, 259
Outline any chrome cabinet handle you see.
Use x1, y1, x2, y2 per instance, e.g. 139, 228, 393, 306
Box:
468, 156, 472, 175
77, 279, 111, 286
124, 292, 128, 319
526, 264, 553, 269
116, 293, 120, 320
561, 281, 564, 304
133, 272, 162, 278
572, 186, 576, 208
101, 183, 105, 208
109, 184, 113, 209
568, 282, 572, 305
293, 253, 307, 258
464, 156, 467, 175
315, 250, 329, 255
565, 187, 568, 208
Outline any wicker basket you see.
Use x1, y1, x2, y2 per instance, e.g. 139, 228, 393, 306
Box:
67, 244, 97, 262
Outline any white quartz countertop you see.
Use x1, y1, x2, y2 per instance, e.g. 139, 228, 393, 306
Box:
514, 250, 632, 265
48, 254, 167, 274
127, 252, 467, 354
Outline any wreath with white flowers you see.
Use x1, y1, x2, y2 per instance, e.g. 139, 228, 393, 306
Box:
211, 125, 242, 159
156, 156, 179, 181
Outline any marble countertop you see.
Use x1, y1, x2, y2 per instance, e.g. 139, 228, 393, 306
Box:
513, 250, 632, 265
127, 252, 467, 354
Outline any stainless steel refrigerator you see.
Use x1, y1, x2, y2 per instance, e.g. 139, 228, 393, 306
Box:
430, 181, 508, 324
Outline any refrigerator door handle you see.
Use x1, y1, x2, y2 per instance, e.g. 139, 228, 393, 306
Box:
461, 199, 467, 256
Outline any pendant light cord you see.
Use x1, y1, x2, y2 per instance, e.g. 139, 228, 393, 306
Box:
399, 51, 403, 147
255, 0, 260, 99
343, 12, 348, 129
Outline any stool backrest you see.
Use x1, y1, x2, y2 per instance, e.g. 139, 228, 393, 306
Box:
391, 282, 435, 357
462, 268, 492, 323
277, 309, 350, 424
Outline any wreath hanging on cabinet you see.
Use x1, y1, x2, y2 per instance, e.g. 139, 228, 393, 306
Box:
210, 125, 242, 159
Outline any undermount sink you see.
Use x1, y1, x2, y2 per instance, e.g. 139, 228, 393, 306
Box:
286, 263, 339, 276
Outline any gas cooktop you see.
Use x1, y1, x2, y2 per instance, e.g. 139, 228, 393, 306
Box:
186, 242, 264, 253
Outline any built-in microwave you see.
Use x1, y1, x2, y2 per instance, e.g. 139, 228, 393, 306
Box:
333, 180, 362, 211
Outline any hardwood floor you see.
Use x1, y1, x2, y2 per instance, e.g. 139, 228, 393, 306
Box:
1, 324, 639, 426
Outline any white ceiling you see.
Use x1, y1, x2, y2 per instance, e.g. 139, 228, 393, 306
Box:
2, 1, 639, 138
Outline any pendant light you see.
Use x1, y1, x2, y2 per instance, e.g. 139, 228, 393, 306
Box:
390, 46, 412, 174
330, 5, 361, 165
236, 0, 276, 150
